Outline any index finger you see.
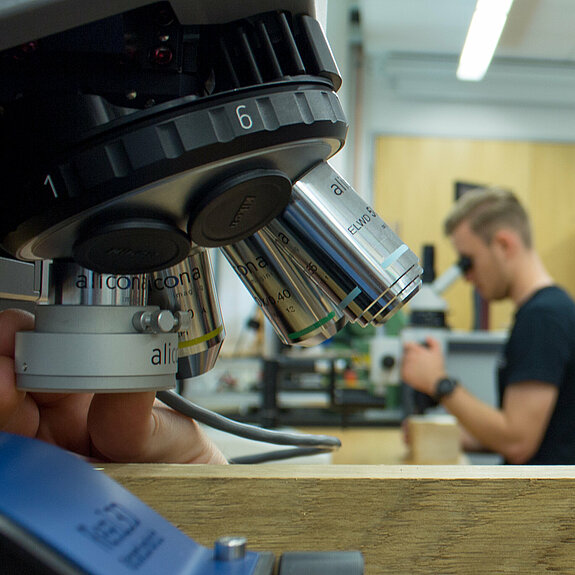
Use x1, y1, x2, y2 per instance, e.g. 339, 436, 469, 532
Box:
0, 309, 34, 357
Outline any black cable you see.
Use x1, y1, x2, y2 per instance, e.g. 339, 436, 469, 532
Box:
156, 389, 341, 459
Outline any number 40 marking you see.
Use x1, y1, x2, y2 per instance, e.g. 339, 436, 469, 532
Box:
44, 174, 58, 198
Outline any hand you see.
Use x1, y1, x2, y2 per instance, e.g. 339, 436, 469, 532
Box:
401, 336, 446, 396
0, 308, 227, 464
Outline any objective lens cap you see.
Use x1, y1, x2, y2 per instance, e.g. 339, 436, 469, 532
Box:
189, 169, 292, 247
73, 218, 190, 274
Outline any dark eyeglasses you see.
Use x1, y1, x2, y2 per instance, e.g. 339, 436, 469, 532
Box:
458, 256, 472, 272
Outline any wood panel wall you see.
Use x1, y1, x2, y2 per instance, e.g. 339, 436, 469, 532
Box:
373, 136, 575, 331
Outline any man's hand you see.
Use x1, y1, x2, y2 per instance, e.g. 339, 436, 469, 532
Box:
0, 308, 226, 464
401, 336, 447, 396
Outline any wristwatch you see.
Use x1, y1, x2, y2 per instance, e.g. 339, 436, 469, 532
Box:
433, 377, 459, 402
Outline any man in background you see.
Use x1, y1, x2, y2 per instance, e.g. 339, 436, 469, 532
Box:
401, 188, 575, 464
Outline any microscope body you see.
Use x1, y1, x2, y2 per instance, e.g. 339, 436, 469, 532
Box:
0, 0, 422, 393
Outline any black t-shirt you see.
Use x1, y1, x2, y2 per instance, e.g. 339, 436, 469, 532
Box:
498, 285, 575, 464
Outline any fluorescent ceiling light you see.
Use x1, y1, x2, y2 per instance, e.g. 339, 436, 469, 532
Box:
457, 0, 514, 81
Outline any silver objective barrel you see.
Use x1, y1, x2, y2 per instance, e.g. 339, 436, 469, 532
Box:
48, 259, 148, 306
221, 231, 347, 347
260, 162, 422, 325
149, 246, 225, 380
15, 261, 179, 392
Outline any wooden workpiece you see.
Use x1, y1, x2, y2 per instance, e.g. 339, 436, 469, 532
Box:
405, 415, 462, 464
104, 463, 575, 574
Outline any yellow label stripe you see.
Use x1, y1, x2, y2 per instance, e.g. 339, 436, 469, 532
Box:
178, 325, 224, 349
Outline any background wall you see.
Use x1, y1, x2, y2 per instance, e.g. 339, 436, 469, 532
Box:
336, 11, 575, 332
373, 136, 575, 331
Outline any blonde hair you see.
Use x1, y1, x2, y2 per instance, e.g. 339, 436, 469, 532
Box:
444, 188, 532, 248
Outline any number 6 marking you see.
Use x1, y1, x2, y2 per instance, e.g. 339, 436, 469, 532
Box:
44, 174, 58, 198
236, 105, 253, 130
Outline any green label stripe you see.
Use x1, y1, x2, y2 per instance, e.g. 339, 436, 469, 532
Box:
178, 325, 224, 349
288, 311, 336, 340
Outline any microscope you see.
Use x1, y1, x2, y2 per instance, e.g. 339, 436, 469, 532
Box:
0, 0, 422, 394
0, 1, 422, 572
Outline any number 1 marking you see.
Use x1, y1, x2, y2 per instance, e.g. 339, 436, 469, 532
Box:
44, 174, 58, 198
